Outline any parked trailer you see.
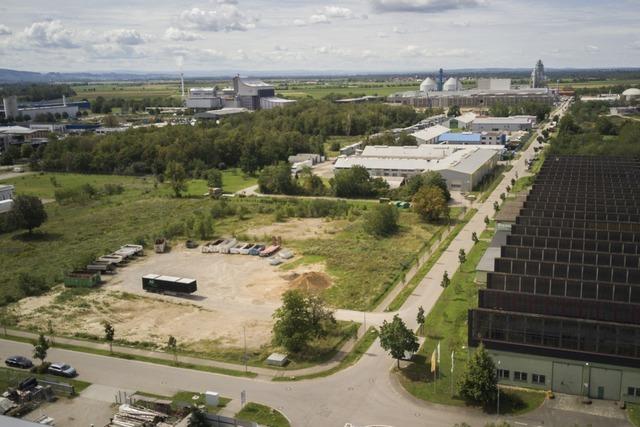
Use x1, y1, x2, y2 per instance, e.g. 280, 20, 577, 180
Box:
239, 243, 255, 255
98, 255, 125, 265
114, 247, 137, 259
249, 244, 265, 256
259, 245, 280, 257
64, 270, 101, 288
142, 274, 197, 294
229, 242, 246, 254
218, 238, 237, 254
201, 239, 223, 253
86, 263, 116, 274
122, 244, 144, 255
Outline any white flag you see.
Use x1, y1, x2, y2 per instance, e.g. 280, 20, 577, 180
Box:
437, 342, 441, 364
451, 350, 455, 373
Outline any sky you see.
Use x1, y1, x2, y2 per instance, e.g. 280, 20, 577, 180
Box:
0, 0, 639, 74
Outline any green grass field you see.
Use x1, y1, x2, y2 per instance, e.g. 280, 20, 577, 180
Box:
236, 402, 291, 427
558, 79, 640, 89
286, 209, 456, 311
396, 226, 545, 415
629, 403, 640, 427
277, 84, 418, 99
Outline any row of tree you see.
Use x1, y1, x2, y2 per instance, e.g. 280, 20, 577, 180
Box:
0, 83, 76, 102
488, 100, 552, 122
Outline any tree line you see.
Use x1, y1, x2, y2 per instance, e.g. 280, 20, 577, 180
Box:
488, 100, 552, 122
36, 100, 425, 176
0, 83, 76, 102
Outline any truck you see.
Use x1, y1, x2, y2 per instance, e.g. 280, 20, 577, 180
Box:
142, 274, 197, 294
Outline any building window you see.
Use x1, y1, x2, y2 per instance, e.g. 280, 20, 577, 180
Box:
514, 371, 528, 382
497, 369, 510, 380
532, 374, 546, 385
628, 387, 640, 397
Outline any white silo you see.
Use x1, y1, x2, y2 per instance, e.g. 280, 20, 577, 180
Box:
443, 77, 459, 91
3, 95, 19, 119
420, 77, 437, 93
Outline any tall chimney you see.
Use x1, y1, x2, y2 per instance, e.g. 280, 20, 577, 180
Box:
181, 73, 185, 98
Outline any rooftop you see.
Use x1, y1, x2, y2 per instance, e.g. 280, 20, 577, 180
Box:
438, 132, 482, 143
410, 124, 450, 142
472, 116, 535, 124
360, 143, 459, 160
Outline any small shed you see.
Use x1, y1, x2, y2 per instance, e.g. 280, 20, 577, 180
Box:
64, 270, 101, 288
266, 352, 288, 367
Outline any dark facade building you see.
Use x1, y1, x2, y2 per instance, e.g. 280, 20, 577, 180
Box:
469, 156, 640, 402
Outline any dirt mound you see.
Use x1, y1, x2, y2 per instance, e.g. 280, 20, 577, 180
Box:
290, 272, 332, 292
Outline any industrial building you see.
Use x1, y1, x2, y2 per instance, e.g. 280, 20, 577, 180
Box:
334, 146, 498, 192
468, 156, 640, 402
0, 126, 49, 151
470, 116, 535, 132
2, 95, 78, 119
185, 88, 224, 109
531, 59, 546, 88
0, 184, 15, 214
622, 88, 640, 102
438, 132, 506, 146
410, 124, 450, 144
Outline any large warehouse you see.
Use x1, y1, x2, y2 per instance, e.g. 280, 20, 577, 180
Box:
334, 146, 498, 192
469, 156, 640, 402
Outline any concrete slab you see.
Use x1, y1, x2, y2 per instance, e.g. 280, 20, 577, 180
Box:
23, 397, 114, 427
81, 384, 135, 403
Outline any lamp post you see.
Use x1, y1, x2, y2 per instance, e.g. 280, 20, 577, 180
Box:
497, 360, 501, 417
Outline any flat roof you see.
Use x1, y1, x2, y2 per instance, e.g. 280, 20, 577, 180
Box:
361, 143, 459, 160
473, 116, 533, 125
261, 97, 296, 104
411, 124, 450, 142
438, 132, 481, 142
448, 149, 498, 174
0, 126, 35, 135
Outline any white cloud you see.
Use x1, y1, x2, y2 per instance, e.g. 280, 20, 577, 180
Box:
85, 43, 146, 60
323, 6, 354, 18
370, 0, 486, 13
0, 24, 11, 36
392, 26, 405, 33
179, 6, 255, 32
401, 44, 472, 57
164, 27, 203, 41
585, 45, 599, 52
105, 29, 145, 45
308, 14, 330, 24
377, 32, 388, 38
22, 20, 79, 48
293, 19, 306, 26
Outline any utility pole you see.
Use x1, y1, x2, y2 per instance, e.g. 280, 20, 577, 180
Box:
497, 360, 501, 417
243, 326, 247, 373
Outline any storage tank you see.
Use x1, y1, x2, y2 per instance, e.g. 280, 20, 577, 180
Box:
3, 96, 18, 119
420, 77, 437, 93
443, 77, 460, 91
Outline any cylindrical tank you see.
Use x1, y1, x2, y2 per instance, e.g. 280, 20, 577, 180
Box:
420, 77, 437, 92
443, 77, 459, 92
3, 96, 18, 119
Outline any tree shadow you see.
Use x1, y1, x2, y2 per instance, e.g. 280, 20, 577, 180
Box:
12, 231, 63, 242
483, 390, 526, 415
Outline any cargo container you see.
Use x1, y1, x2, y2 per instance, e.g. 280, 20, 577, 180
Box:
122, 244, 144, 255
98, 255, 124, 265
239, 243, 255, 255
142, 274, 197, 294
86, 263, 116, 274
259, 245, 280, 257
154, 238, 167, 253
64, 270, 101, 288
201, 239, 224, 253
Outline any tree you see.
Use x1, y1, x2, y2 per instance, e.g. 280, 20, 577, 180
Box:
403, 171, 450, 201
458, 248, 467, 264
0, 306, 14, 335
458, 344, 498, 406
205, 168, 223, 188
18, 272, 48, 297
416, 306, 425, 335
9, 195, 47, 234
102, 114, 119, 127
489, 102, 510, 117
165, 161, 187, 197
33, 333, 50, 365
167, 335, 178, 363
412, 185, 449, 222
20, 144, 34, 159
472, 232, 479, 244
441, 271, 450, 288
484, 216, 490, 226
258, 162, 299, 195
447, 105, 461, 117
379, 314, 419, 368
103, 321, 115, 353
188, 406, 209, 427
332, 165, 388, 198
363, 204, 399, 237
272, 290, 335, 353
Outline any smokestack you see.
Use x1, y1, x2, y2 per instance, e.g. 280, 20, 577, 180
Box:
180, 73, 185, 99
62, 95, 67, 106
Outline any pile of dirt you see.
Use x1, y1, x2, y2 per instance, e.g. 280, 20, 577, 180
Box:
290, 271, 332, 292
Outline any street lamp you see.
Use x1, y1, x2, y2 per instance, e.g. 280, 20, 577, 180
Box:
497, 360, 501, 417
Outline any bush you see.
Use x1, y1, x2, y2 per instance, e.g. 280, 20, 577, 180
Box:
363, 204, 399, 237
103, 183, 124, 195
18, 273, 49, 297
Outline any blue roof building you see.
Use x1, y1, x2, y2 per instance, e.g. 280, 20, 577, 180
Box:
438, 132, 482, 144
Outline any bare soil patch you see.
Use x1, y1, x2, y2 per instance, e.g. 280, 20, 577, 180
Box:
246, 218, 344, 241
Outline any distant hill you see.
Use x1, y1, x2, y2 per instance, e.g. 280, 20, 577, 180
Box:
0, 68, 175, 83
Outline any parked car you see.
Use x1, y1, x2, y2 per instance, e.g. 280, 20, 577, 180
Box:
5, 355, 33, 369
47, 363, 77, 377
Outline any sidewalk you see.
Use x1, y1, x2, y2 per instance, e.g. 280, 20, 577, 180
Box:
3, 322, 367, 380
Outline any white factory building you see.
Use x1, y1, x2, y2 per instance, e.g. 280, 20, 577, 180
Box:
470, 116, 535, 132
334, 145, 498, 192
185, 88, 224, 109
2, 95, 78, 119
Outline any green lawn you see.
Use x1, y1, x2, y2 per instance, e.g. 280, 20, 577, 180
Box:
273, 327, 378, 381
396, 226, 546, 415
387, 208, 476, 311
287, 209, 455, 311
0, 366, 91, 395
511, 176, 535, 194
184, 169, 257, 195
277, 84, 418, 99
629, 403, 640, 427
324, 135, 363, 157
235, 402, 291, 427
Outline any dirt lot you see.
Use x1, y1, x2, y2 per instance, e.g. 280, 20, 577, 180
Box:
13, 245, 330, 350
246, 218, 344, 241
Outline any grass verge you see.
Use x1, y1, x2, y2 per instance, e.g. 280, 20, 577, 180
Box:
396, 225, 545, 416
0, 366, 91, 395
0, 334, 257, 378
236, 402, 291, 427
629, 403, 640, 427
272, 327, 378, 382
386, 208, 477, 311
134, 390, 231, 414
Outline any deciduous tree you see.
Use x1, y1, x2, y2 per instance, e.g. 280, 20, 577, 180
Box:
363, 204, 399, 237
9, 195, 47, 234
379, 315, 419, 368
458, 344, 497, 406
412, 185, 449, 222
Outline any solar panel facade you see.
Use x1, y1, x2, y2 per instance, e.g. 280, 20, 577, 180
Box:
469, 156, 640, 368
